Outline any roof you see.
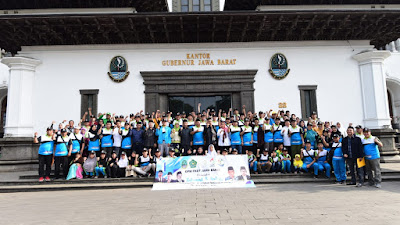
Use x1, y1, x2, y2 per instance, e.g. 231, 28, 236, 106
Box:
224, 0, 400, 11
1, 10, 399, 54
0, 0, 169, 12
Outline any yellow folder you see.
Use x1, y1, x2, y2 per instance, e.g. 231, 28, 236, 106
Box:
357, 157, 366, 168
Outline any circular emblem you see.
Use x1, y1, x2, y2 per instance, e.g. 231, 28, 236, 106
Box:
108, 56, 130, 82
269, 53, 290, 80
181, 160, 188, 169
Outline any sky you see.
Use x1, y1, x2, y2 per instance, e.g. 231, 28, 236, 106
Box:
167, 0, 225, 11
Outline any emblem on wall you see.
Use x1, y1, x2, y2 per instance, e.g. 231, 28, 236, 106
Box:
269, 53, 290, 80
108, 56, 129, 82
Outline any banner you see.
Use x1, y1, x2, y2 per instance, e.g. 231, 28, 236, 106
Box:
152, 155, 256, 190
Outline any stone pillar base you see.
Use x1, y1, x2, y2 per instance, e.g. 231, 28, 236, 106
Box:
0, 137, 38, 171
371, 128, 400, 163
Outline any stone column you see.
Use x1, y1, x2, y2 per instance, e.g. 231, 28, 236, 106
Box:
353, 50, 400, 162
1, 57, 41, 137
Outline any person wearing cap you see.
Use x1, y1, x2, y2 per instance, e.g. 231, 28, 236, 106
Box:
266, 110, 277, 125
53, 128, 73, 179
241, 118, 253, 153
99, 112, 113, 126
131, 121, 145, 156
211, 113, 219, 132
69, 126, 85, 165
107, 151, 119, 178
315, 141, 331, 179
247, 149, 258, 174
186, 114, 195, 128
281, 119, 291, 155
300, 140, 318, 177
95, 151, 108, 178
330, 125, 342, 138
304, 122, 317, 149
270, 150, 282, 173
328, 134, 346, 184
120, 122, 133, 158
100, 121, 114, 159
355, 125, 364, 139
191, 119, 205, 152
156, 119, 172, 157
144, 120, 157, 154
230, 120, 243, 154
313, 122, 324, 137
231, 148, 238, 155
263, 118, 274, 154
272, 118, 284, 150
308, 111, 319, 124
342, 126, 364, 186
257, 149, 272, 173
34, 127, 56, 182
289, 119, 304, 161
280, 148, 291, 174
112, 120, 123, 157
83, 150, 97, 178
362, 128, 383, 188
167, 147, 177, 158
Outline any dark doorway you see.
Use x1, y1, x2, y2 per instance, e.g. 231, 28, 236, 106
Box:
168, 95, 231, 115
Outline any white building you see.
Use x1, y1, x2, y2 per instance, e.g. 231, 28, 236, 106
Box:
0, 0, 400, 169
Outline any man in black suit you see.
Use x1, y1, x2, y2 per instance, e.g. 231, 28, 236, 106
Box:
236, 166, 251, 181
342, 126, 364, 187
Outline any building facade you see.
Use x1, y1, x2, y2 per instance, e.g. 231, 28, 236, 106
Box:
1, 0, 400, 167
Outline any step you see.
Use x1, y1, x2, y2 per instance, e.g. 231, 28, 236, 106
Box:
19, 169, 400, 180
1, 175, 399, 193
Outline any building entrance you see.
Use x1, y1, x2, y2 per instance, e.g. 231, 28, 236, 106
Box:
168, 95, 231, 115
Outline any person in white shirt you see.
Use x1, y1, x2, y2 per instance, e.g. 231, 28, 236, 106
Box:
281, 119, 291, 153
217, 121, 231, 151
112, 121, 123, 157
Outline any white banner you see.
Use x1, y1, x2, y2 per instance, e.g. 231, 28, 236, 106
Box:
152, 155, 256, 190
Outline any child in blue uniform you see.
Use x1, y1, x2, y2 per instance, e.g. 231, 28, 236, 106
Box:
300, 140, 318, 177
270, 150, 282, 173
280, 148, 291, 173
315, 141, 331, 178
247, 149, 258, 174
329, 134, 346, 184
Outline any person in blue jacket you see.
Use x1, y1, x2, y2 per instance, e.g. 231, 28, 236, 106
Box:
156, 119, 172, 157
272, 118, 283, 150
329, 134, 346, 184
34, 127, 55, 182
362, 128, 383, 188
315, 141, 331, 178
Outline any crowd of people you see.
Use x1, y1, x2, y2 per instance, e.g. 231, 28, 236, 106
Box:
33, 104, 383, 188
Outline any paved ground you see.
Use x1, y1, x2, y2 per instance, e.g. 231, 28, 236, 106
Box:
1, 182, 400, 225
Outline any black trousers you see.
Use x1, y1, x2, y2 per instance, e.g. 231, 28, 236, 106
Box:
107, 164, 119, 178
132, 143, 144, 156
38, 154, 52, 178
346, 158, 364, 184
54, 156, 69, 179
118, 168, 126, 178
103, 147, 113, 159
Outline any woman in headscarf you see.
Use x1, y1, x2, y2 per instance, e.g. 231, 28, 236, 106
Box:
217, 121, 231, 152
83, 151, 97, 178
66, 153, 84, 180
207, 144, 218, 159
117, 151, 129, 178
